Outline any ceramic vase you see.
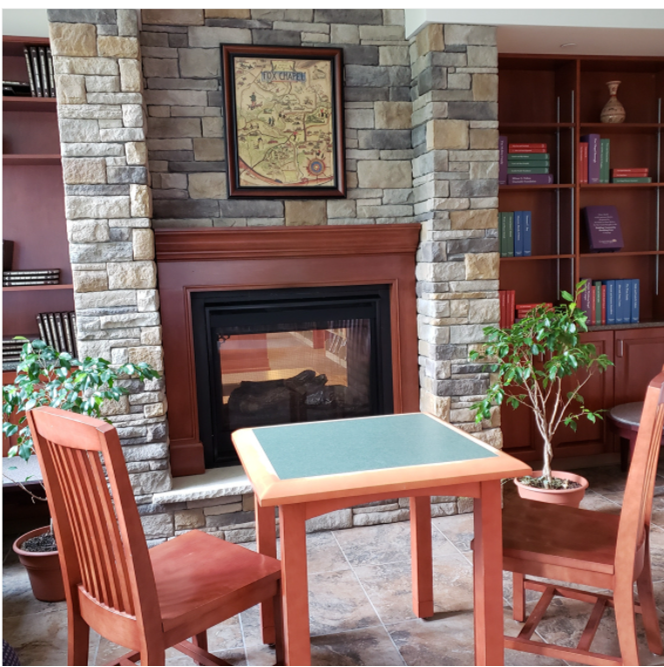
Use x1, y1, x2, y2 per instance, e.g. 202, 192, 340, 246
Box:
600, 80, 626, 124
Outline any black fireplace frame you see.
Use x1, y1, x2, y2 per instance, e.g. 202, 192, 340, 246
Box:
191, 285, 394, 468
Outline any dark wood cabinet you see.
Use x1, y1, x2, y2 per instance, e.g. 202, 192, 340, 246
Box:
614, 327, 664, 404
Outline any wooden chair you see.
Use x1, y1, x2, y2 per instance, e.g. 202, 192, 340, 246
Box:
27, 406, 284, 666
502, 365, 664, 666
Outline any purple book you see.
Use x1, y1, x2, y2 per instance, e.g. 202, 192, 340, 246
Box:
499, 135, 507, 185
583, 205, 624, 252
581, 134, 600, 184
507, 174, 554, 185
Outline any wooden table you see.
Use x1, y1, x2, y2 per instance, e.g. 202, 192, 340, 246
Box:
232, 413, 532, 666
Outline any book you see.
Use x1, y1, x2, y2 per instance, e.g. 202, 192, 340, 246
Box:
593, 280, 603, 325
604, 280, 615, 325
46, 48, 56, 97
590, 285, 596, 324
38, 47, 49, 98
54, 312, 67, 351
580, 134, 600, 184
47, 313, 60, 351
36, 314, 48, 343
631, 279, 639, 323
29, 46, 42, 97
499, 290, 515, 328
579, 142, 588, 184
62, 312, 74, 354
507, 167, 550, 174
499, 212, 506, 256
601, 284, 606, 325
507, 153, 550, 162
583, 205, 624, 252
615, 280, 624, 324
523, 210, 531, 256
612, 177, 652, 183
600, 138, 610, 184
23, 47, 36, 97
499, 135, 507, 185
580, 279, 592, 321
508, 143, 547, 153
504, 212, 514, 257
612, 168, 649, 177
507, 174, 554, 185
514, 211, 523, 257
622, 278, 631, 324
69, 312, 78, 357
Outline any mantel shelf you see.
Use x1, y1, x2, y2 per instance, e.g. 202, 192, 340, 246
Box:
3, 284, 73, 293
3, 154, 61, 165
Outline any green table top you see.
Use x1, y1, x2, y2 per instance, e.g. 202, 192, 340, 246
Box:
252, 413, 497, 480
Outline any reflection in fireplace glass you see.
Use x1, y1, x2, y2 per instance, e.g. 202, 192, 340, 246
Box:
218, 321, 372, 433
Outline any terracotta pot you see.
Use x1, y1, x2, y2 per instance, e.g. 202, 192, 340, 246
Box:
13, 526, 65, 602
600, 80, 626, 124
514, 470, 589, 508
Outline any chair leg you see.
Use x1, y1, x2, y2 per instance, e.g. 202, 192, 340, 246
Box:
636, 549, 664, 655
192, 631, 209, 666
139, 639, 166, 667
67, 610, 89, 667
614, 581, 640, 666
512, 572, 526, 622
273, 582, 285, 667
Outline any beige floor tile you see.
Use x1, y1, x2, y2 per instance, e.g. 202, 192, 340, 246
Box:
432, 512, 475, 554
354, 553, 474, 625
3, 609, 69, 666
333, 521, 413, 566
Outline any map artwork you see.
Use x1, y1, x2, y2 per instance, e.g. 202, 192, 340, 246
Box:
233, 57, 335, 188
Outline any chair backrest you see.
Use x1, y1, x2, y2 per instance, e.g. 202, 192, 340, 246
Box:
27, 407, 161, 639
615, 365, 664, 574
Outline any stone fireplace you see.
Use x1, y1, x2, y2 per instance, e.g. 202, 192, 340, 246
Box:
48, 8, 500, 542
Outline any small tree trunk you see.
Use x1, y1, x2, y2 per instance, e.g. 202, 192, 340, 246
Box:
541, 438, 553, 487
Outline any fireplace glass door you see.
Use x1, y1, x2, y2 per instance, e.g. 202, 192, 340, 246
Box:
192, 286, 393, 468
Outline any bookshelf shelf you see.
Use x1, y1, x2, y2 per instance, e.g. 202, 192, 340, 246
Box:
3, 154, 61, 165
501, 254, 575, 261
499, 184, 574, 191
580, 182, 663, 189
3, 284, 74, 293
579, 251, 663, 258
2, 96, 56, 112
579, 122, 664, 134
501, 122, 574, 130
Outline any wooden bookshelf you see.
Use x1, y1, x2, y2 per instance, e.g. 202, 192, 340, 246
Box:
498, 54, 664, 463
2, 36, 73, 342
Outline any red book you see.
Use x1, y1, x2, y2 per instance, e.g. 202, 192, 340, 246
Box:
601, 285, 607, 325
579, 143, 588, 184
611, 168, 649, 177
508, 144, 547, 153
590, 286, 596, 324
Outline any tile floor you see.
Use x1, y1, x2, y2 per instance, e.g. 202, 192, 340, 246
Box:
4, 465, 664, 666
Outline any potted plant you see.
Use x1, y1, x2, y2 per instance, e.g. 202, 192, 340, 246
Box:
3, 338, 160, 601
470, 281, 612, 507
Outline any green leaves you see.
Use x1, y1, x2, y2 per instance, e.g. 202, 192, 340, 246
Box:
2, 338, 161, 462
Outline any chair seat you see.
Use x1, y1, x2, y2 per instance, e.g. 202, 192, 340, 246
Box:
150, 530, 281, 637
503, 497, 620, 574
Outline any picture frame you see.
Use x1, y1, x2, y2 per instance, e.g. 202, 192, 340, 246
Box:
221, 44, 346, 198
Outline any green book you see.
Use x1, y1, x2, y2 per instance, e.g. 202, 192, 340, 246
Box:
612, 177, 652, 183
505, 212, 514, 258
507, 159, 551, 168
498, 212, 503, 256
507, 167, 550, 174
594, 280, 602, 324
599, 138, 610, 184
508, 153, 550, 162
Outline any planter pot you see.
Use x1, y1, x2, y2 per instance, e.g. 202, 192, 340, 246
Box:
514, 470, 589, 508
13, 526, 65, 602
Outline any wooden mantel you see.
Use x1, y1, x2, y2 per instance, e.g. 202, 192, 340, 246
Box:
155, 224, 421, 477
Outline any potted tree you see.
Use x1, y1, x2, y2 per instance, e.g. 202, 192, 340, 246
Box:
470, 282, 612, 507
3, 338, 159, 601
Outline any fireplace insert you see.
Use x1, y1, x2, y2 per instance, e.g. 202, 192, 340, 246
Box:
191, 285, 394, 468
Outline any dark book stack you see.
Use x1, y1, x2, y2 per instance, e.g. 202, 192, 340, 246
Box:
580, 135, 611, 184
499, 210, 532, 257
2, 337, 30, 370
516, 302, 553, 321
611, 167, 651, 184
36, 312, 78, 356
577, 279, 640, 325
505, 143, 553, 185
3, 269, 60, 286
499, 290, 515, 328
23, 45, 56, 98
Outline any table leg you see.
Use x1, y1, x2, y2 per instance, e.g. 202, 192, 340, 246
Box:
410, 495, 434, 618
279, 503, 311, 666
255, 497, 277, 645
473, 480, 504, 666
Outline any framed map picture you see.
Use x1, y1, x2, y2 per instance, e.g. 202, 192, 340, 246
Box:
221, 45, 346, 198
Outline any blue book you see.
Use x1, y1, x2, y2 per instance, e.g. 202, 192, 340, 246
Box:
523, 210, 532, 256
631, 279, 640, 323
621, 279, 631, 324
615, 280, 624, 324
605, 280, 616, 325
514, 211, 524, 257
